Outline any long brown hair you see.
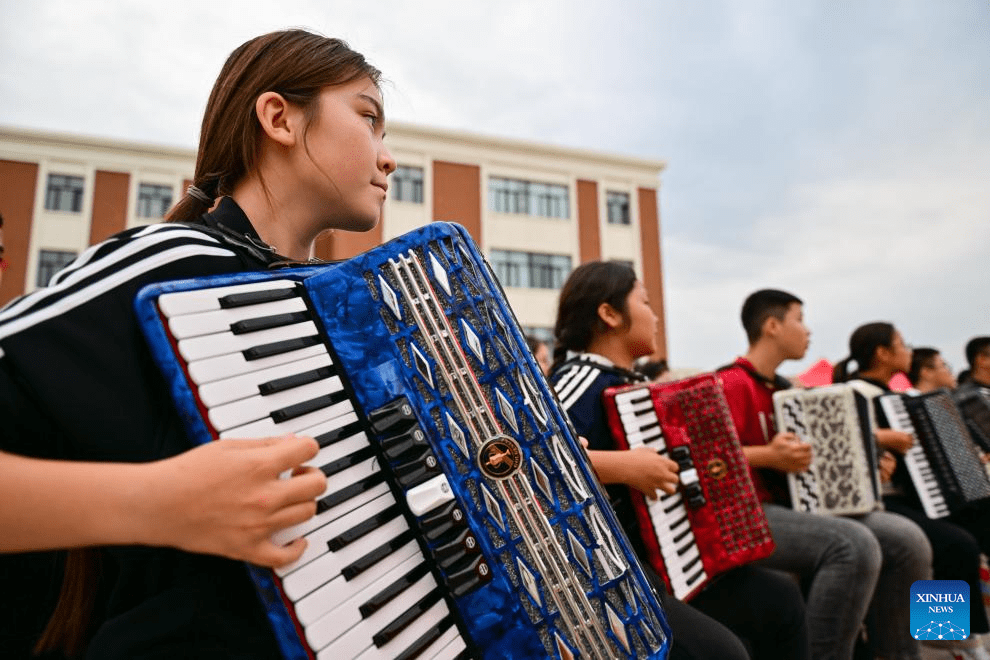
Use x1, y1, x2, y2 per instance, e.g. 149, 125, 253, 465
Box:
37, 30, 382, 657
551, 261, 637, 372
167, 29, 381, 222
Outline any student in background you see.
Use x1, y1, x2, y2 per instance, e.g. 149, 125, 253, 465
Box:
720, 291, 931, 660
958, 336, 990, 391
907, 347, 957, 393
525, 334, 552, 376
551, 263, 809, 660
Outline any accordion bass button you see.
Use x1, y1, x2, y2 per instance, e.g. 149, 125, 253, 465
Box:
392, 448, 443, 489
380, 426, 429, 459
406, 474, 455, 517
368, 397, 418, 434
443, 555, 493, 597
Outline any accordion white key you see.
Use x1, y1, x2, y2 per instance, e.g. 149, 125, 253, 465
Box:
773, 384, 882, 516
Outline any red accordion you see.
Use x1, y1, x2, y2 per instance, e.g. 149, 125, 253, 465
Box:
603, 373, 775, 600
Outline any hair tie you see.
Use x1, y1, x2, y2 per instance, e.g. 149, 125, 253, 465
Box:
186, 185, 214, 206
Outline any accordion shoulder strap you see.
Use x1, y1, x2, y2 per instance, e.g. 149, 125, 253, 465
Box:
716, 360, 791, 391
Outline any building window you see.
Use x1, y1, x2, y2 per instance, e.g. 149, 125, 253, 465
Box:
606, 191, 631, 225
137, 183, 173, 219
44, 174, 85, 213
36, 250, 77, 287
489, 177, 569, 219
391, 166, 424, 203
489, 249, 571, 289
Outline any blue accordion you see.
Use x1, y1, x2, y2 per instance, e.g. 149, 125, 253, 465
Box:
135, 221, 670, 660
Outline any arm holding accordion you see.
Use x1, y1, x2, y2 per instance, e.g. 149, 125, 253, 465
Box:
0, 437, 324, 567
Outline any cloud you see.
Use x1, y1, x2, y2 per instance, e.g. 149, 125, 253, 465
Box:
1, 0, 987, 376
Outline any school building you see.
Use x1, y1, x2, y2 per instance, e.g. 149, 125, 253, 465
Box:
0, 123, 669, 358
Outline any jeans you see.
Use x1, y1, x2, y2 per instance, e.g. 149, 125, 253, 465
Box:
691, 564, 810, 660
854, 510, 932, 660
759, 504, 882, 660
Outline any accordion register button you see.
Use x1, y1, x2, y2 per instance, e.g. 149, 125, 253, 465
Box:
380, 425, 429, 459
679, 467, 699, 486
434, 529, 481, 569
368, 397, 417, 434
392, 448, 443, 489
417, 500, 464, 541
444, 554, 493, 597
406, 474, 455, 516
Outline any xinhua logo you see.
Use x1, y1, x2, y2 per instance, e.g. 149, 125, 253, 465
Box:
911, 580, 970, 641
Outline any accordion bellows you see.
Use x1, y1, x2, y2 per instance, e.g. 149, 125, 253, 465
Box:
603, 374, 775, 601
135, 222, 670, 660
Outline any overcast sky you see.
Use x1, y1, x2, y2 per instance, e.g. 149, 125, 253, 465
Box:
1, 0, 987, 375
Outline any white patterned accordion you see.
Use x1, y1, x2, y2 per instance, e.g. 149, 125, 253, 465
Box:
772, 384, 882, 516
878, 390, 990, 518
602, 374, 775, 601
135, 222, 670, 660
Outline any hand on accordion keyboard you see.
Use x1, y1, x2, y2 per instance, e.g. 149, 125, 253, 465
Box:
875, 428, 915, 454
146, 435, 327, 567
590, 446, 680, 500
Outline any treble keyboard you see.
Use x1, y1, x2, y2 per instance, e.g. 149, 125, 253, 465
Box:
136, 222, 671, 660
608, 387, 706, 599
603, 374, 775, 602
153, 275, 473, 660
877, 394, 949, 519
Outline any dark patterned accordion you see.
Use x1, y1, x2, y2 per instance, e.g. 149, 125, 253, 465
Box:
879, 390, 990, 517
602, 374, 775, 601
772, 384, 882, 516
953, 386, 990, 454
135, 222, 670, 660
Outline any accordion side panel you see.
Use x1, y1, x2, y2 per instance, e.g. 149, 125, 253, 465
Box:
953, 389, 990, 453
773, 385, 880, 517
952, 387, 990, 452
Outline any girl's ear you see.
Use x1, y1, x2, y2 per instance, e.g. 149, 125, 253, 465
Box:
597, 302, 624, 330
255, 91, 300, 148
